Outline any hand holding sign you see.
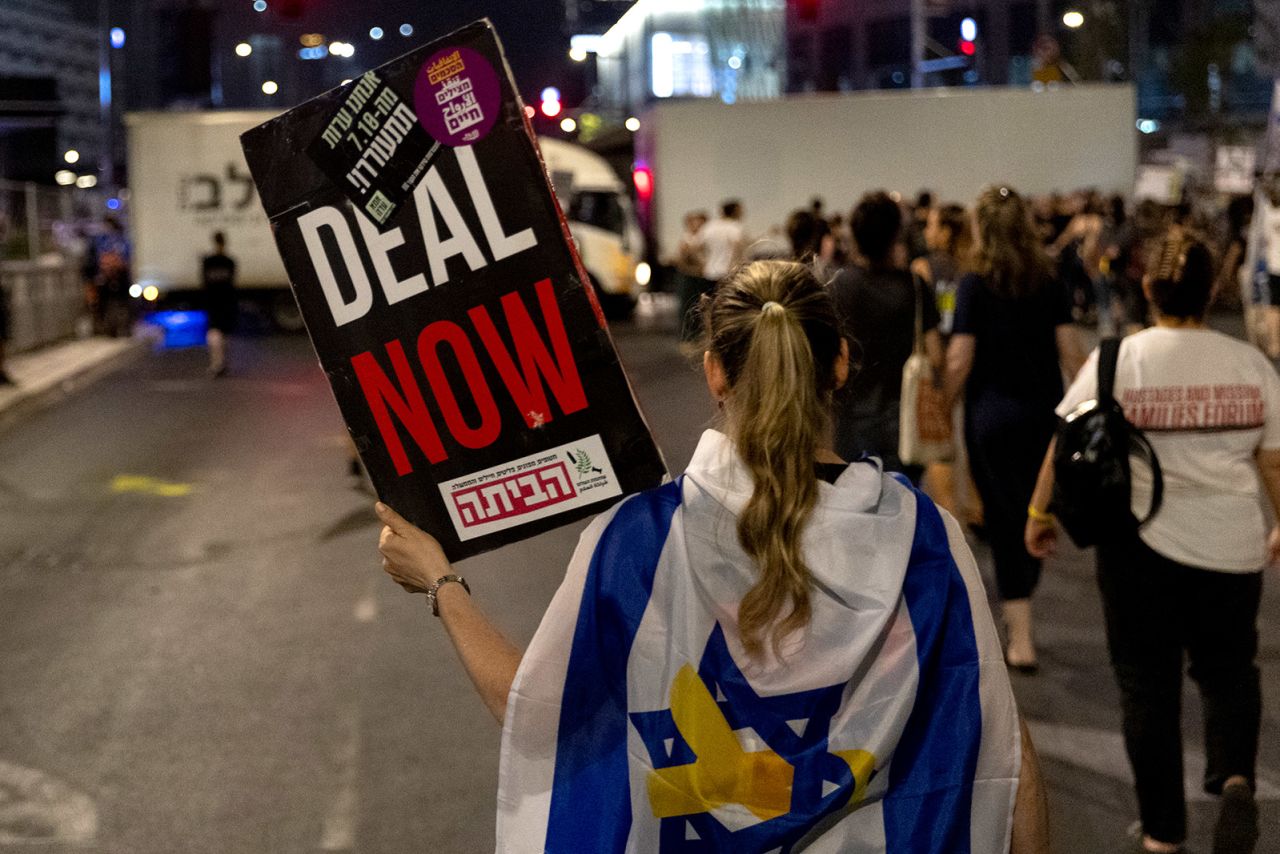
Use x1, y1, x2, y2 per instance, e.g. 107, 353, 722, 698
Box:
377, 501, 450, 592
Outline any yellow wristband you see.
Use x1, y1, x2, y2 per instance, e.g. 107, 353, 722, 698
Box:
1027, 504, 1056, 524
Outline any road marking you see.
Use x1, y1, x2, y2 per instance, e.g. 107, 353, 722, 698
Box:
1027, 720, 1280, 802
318, 706, 362, 851
109, 474, 193, 497
0, 760, 97, 843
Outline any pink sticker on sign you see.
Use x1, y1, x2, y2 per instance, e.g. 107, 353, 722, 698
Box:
413, 46, 501, 147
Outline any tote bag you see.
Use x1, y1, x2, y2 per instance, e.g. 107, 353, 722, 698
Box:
899, 278, 954, 466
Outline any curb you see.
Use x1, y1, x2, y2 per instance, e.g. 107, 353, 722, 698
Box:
0, 338, 148, 436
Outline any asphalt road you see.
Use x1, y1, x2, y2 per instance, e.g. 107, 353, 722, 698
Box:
0, 308, 1277, 853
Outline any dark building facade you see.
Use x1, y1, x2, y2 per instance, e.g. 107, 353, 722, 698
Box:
786, 0, 1272, 126
0, 0, 102, 184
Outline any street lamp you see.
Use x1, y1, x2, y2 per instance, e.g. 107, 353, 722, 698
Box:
569, 46, 587, 62
235, 42, 252, 57
560, 117, 577, 133
55, 170, 76, 186
64, 149, 80, 164
1062, 10, 1085, 28
625, 116, 640, 132
262, 80, 278, 95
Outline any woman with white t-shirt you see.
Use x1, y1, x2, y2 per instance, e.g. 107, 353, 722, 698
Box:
1025, 231, 1280, 854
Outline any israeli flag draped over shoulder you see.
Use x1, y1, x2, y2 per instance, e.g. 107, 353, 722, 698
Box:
497, 430, 1021, 853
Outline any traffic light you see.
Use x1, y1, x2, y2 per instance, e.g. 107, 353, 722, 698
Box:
958, 17, 977, 56
540, 87, 562, 118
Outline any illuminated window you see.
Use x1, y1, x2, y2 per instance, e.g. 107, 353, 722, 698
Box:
651, 32, 714, 99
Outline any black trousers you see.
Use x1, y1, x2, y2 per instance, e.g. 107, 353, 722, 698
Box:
1096, 533, 1263, 844
964, 400, 1054, 600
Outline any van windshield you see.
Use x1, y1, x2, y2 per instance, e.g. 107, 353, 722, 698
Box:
567, 191, 626, 236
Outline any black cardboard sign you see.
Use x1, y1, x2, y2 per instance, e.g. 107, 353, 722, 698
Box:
240, 19, 667, 561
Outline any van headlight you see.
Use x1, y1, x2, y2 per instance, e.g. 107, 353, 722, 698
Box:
634, 262, 652, 287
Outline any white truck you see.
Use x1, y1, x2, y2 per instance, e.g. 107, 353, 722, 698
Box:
635, 83, 1138, 259
125, 111, 302, 329
529, 136, 646, 319
125, 112, 644, 325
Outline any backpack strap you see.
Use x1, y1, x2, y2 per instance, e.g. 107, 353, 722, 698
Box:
1097, 337, 1121, 403
1130, 429, 1165, 526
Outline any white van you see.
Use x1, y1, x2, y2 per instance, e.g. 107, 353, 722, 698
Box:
537, 136, 647, 319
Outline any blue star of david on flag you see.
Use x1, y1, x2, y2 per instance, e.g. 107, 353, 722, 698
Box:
629, 623, 877, 853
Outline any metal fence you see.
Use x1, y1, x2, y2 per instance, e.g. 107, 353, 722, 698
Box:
1, 258, 85, 353
0, 178, 80, 262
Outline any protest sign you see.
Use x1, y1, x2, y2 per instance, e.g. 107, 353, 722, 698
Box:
240, 19, 667, 561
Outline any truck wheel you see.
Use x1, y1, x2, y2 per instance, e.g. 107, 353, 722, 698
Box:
271, 293, 305, 332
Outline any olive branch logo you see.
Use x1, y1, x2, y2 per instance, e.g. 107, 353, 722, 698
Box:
567, 449, 602, 478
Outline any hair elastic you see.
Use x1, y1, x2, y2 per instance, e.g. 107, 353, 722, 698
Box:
761, 301, 785, 315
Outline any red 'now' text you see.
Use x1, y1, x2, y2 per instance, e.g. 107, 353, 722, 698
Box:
351, 278, 588, 475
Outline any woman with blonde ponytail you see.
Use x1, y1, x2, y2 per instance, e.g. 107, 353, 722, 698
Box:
375, 260, 1047, 853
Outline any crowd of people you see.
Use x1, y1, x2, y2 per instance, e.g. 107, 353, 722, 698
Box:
672, 188, 1255, 343
371, 182, 1277, 853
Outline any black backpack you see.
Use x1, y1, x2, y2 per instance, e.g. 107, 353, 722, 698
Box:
1052, 338, 1163, 547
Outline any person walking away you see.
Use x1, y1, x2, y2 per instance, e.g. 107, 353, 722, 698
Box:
1213, 195, 1252, 314
375, 259, 1049, 853
698, 200, 746, 283
906, 190, 933, 261
787, 208, 836, 281
671, 210, 709, 342
1027, 231, 1277, 854
911, 203, 977, 523
911, 203, 971, 337
202, 231, 237, 377
1114, 200, 1165, 334
91, 218, 133, 338
1048, 192, 1108, 327
943, 186, 1085, 673
831, 191, 943, 478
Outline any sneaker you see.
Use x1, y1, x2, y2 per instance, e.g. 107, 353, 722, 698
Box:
1212, 782, 1259, 854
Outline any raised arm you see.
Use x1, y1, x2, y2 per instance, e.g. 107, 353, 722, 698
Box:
377, 502, 522, 724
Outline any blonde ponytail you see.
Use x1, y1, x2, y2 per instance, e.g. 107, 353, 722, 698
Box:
704, 261, 843, 658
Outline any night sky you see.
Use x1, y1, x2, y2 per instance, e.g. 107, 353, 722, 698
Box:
69, 0, 583, 106
251, 0, 573, 96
